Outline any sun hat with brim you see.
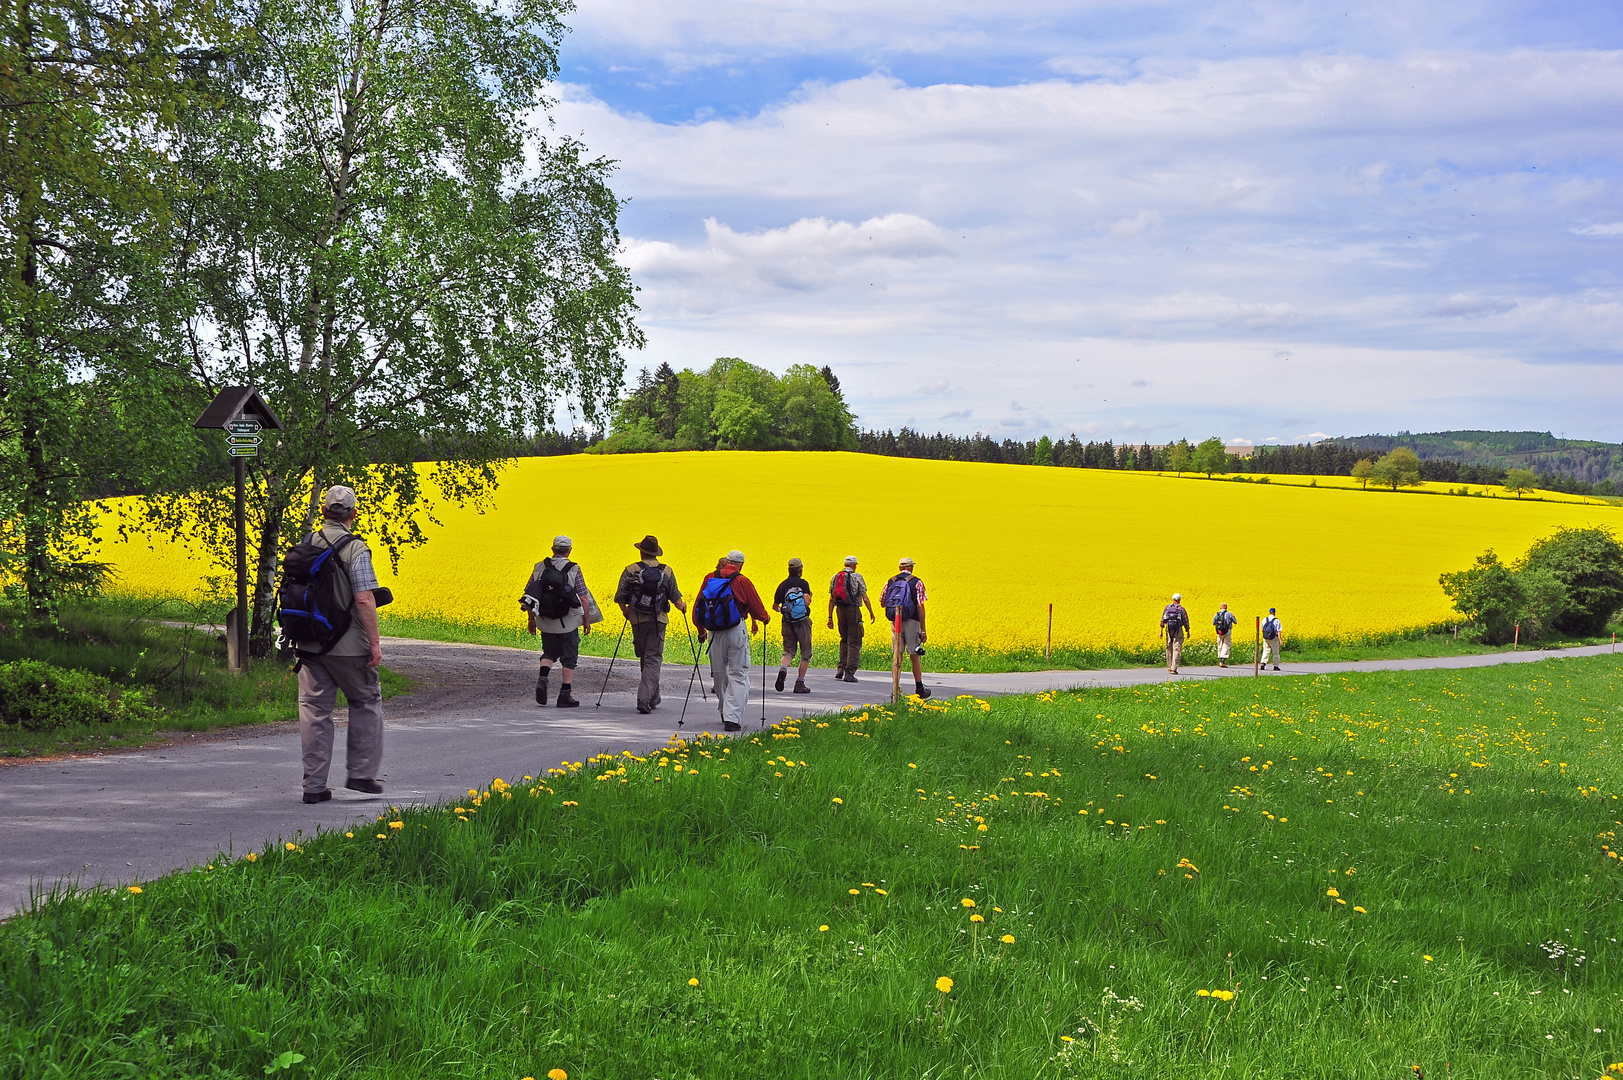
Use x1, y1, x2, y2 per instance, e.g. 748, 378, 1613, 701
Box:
634, 535, 662, 557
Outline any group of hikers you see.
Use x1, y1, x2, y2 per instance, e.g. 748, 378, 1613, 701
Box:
1159, 593, 1284, 675
518, 534, 933, 731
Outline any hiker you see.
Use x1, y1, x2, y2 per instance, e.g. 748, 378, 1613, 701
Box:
882, 557, 931, 700
1261, 607, 1283, 670
523, 535, 603, 708
1212, 602, 1238, 668
1161, 592, 1191, 674
773, 558, 815, 694
693, 550, 770, 731
613, 534, 687, 714
288, 485, 385, 805
827, 555, 875, 682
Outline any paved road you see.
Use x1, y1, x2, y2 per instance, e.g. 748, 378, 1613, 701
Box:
1, 637, 1615, 914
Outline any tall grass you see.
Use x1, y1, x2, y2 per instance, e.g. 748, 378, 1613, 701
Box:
4, 656, 1620, 1077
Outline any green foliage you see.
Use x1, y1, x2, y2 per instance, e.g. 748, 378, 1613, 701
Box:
1438, 551, 1526, 645
1350, 458, 1374, 488
1192, 436, 1227, 476
1519, 527, 1623, 636
3, 659, 1621, 1076
1166, 439, 1192, 475
1502, 467, 1538, 498
1033, 435, 1054, 466
1369, 447, 1422, 490
602, 359, 857, 453
0, 658, 156, 730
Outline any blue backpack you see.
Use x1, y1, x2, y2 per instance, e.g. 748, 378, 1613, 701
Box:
882, 574, 919, 621
695, 574, 744, 631
783, 582, 810, 622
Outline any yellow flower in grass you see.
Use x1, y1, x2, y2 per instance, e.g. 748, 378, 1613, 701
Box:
126, 886, 143, 895
849, 888, 861, 895
1001, 934, 1015, 944
936, 976, 954, 993
285, 842, 298, 851
1197, 989, 1210, 997
244, 852, 257, 863
1353, 906, 1367, 914
548, 1070, 569, 1080
345, 832, 354, 838
819, 925, 830, 932
831, 797, 844, 804
1326, 887, 1339, 898
1212, 990, 1235, 1002
688, 978, 700, 987
969, 913, 984, 923
960, 898, 975, 908
388, 821, 404, 830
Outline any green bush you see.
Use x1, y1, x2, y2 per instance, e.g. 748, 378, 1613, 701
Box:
0, 659, 158, 731
1519, 526, 1623, 635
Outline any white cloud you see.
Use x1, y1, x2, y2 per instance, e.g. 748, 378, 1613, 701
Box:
1573, 222, 1623, 238
1424, 295, 1518, 319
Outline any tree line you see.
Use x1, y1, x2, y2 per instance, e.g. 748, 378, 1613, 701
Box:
1, 0, 641, 649
595, 360, 856, 453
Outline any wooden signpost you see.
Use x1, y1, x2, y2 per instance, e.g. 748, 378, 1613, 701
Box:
194, 387, 284, 671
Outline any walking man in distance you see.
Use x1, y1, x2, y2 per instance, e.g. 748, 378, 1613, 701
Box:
524, 535, 602, 708
1212, 602, 1238, 668
1261, 607, 1283, 671
287, 485, 385, 804
882, 557, 931, 700
827, 555, 874, 683
773, 557, 815, 695
693, 550, 770, 732
614, 535, 686, 714
1161, 592, 1191, 675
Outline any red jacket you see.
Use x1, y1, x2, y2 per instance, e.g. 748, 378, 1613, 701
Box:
696, 570, 771, 637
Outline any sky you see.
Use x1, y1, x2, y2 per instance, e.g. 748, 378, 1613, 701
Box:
545, 1, 1623, 445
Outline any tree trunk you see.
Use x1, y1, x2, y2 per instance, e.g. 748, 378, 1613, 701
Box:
248, 473, 294, 655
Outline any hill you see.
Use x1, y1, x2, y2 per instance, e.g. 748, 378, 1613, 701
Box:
1325, 431, 1623, 489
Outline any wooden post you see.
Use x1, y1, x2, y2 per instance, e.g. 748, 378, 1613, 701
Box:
891, 623, 902, 704
1514, 623, 1520, 648
1046, 603, 1052, 661
1253, 616, 1261, 677
233, 454, 248, 671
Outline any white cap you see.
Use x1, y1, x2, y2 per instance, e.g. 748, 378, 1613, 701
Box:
552, 534, 572, 550
1172, 592, 1182, 600
844, 555, 858, 566
726, 549, 746, 564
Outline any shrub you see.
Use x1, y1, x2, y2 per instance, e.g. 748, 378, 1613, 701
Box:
1439, 551, 1525, 645
0, 659, 158, 731
1519, 527, 1623, 635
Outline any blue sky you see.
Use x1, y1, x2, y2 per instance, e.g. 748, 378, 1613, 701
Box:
548, 1, 1623, 444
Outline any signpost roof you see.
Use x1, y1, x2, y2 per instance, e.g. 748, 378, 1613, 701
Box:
194, 386, 284, 431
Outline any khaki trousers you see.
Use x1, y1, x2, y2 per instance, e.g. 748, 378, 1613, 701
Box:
1262, 636, 1282, 667
1217, 631, 1232, 661
836, 605, 864, 672
631, 620, 666, 707
298, 654, 384, 794
1166, 634, 1184, 673
707, 623, 753, 727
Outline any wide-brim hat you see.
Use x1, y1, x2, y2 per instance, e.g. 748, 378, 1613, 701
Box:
635, 534, 662, 557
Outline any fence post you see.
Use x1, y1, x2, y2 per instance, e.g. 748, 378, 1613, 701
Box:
1046, 604, 1052, 661
1254, 616, 1261, 676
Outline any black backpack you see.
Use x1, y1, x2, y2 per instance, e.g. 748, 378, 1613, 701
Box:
627, 563, 669, 617
525, 560, 581, 620
277, 532, 357, 654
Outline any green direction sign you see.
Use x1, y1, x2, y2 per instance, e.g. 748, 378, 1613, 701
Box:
227, 445, 259, 458
227, 419, 262, 436
226, 435, 260, 447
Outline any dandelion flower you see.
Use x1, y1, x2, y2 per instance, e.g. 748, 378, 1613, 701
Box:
245, 852, 257, 863
970, 913, 984, 923
875, 889, 888, 896
548, 1070, 569, 1080
936, 976, 954, 993
1326, 887, 1340, 898
1423, 955, 1434, 962
285, 842, 298, 850
961, 898, 976, 908
849, 888, 861, 895
1001, 934, 1015, 944
126, 886, 143, 895
1061, 1035, 1074, 1043
831, 797, 844, 804
345, 832, 353, 838
1212, 990, 1235, 1002
688, 978, 700, 987
1197, 989, 1211, 997
819, 925, 829, 932
1354, 906, 1367, 914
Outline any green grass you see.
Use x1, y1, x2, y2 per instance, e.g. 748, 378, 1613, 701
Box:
4, 656, 1622, 1078
0, 601, 410, 759
379, 608, 1619, 674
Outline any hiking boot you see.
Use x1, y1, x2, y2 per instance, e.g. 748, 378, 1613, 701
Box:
556, 685, 580, 708
535, 668, 549, 706
722, 721, 742, 732
834, 668, 845, 681
303, 789, 332, 804
345, 778, 383, 794
793, 680, 810, 694
775, 668, 787, 692
843, 672, 858, 683
1272, 665, 1280, 671
914, 685, 932, 700
1219, 661, 1227, 668
636, 701, 652, 714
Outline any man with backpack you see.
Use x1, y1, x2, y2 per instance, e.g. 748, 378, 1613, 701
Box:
523, 535, 602, 708
1160, 592, 1191, 675
693, 550, 770, 732
882, 557, 931, 700
772, 557, 815, 695
827, 555, 875, 683
1261, 608, 1283, 671
613, 534, 687, 714
283, 485, 385, 805
1212, 602, 1238, 668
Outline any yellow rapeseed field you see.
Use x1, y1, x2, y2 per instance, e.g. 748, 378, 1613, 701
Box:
95, 452, 1621, 654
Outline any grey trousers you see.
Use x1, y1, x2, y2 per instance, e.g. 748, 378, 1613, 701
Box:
298, 654, 384, 794
836, 605, 864, 672
632, 620, 666, 707
707, 622, 753, 727
1262, 636, 1282, 667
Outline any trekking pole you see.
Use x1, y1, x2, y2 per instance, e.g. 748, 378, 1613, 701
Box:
681, 609, 706, 700
678, 635, 710, 729
596, 617, 628, 708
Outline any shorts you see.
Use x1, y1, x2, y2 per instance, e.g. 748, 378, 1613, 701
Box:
540, 629, 580, 669
893, 619, 923, 654
781, 617, 813, 662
